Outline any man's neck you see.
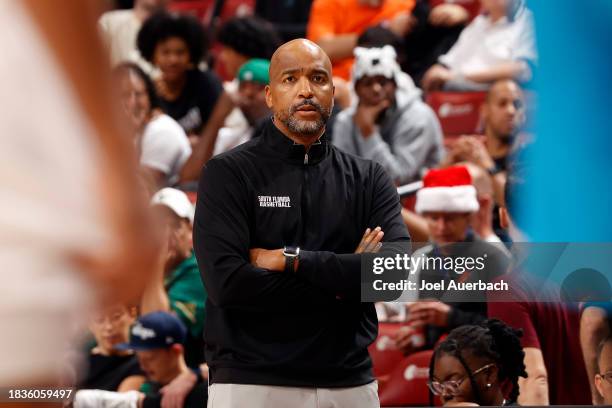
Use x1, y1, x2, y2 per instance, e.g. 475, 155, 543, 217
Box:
485, 128, 511, 160
272, 117, 323, 150
161, 359, 190, 386
474, 207, 495, 241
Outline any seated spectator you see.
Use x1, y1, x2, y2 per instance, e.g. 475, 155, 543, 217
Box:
175, 17, 281, 183
394, 166, 509, 352
98, 0, 168, 69
216, 16, 281, 80
333, 45, 444, 184
180, 58, 272, 181
428, 319, 527, 406
212, 59, 271, 156
402, 0, 470, 84
307, 0, 416, 80
582, 304, 612, 404
115, 62, 191, 188
594, 336, 612, 405
488, 173, 592, 405
422, 0, 536, 92
74, 312, 207, 408
143, 188, 207, 368
255, 0, 313, 44
443, 78, 525, 235
137, 12, 222, 136
463, 162, 509, 249
80, 303, 145, 392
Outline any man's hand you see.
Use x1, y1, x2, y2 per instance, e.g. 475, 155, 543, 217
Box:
355, 227, 384, 253
407, 301, 451, 327
250, 248, 285, 272
429, 4, 469, 27
451, 136, 495, 169
354, 100, 389, 137
422, 64, 454, 92
393, 325, 421, 355
388, 11, 417, 37
159, 370, 197, 408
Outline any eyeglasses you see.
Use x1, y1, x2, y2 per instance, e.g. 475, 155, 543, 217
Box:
428, 363, 495, 396
598, 372, 612, 384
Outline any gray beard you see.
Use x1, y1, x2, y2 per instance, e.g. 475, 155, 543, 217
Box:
284, 115, 326, 135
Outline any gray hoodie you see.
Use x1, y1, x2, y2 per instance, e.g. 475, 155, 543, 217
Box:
333, 73, 444, 185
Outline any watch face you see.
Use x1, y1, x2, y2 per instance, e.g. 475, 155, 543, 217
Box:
284, 246, 299, 256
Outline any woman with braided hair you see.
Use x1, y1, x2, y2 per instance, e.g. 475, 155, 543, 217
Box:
428, 319, 527, 406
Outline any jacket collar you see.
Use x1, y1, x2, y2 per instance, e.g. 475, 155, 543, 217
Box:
261, 118, 329, 165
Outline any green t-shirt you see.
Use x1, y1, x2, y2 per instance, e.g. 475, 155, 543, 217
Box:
164, 252, 207, 338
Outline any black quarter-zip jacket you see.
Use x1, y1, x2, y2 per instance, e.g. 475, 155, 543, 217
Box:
193, 119, 410, 387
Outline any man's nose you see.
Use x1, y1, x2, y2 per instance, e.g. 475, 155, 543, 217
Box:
507, 102, 517, 115
169, 52, 181, 64
297, 77, 314, 99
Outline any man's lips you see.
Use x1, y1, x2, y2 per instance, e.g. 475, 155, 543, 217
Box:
297, 106, 316, 111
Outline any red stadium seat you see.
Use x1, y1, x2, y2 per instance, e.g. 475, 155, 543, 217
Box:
168, 0, 215, 21
217, 0, 254, 20
428, 0, 481, 21
426, 91, 487, 137
379, 350, 438, 407
369, 323, 407, 380
369, 323, 430, 404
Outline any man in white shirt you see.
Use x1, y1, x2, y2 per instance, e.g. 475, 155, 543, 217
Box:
422, 0, 536, 91
212, 59, 272, 156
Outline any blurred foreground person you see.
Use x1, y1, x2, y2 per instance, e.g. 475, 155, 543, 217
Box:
0, 0, 155, 385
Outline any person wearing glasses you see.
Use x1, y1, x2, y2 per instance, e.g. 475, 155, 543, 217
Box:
428, 319, 527, 406
595, 335, 612, 405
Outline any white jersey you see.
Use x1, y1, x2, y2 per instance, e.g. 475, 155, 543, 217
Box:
0, 0, 112, 384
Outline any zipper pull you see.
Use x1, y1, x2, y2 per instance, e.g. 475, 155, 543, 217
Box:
304, 153, 309, 165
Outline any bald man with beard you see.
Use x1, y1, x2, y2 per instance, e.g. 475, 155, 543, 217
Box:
193, 39, 410, 407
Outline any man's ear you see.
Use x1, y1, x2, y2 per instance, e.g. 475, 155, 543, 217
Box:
480, 102, 489, 123
171, 343, 184, 356
265, 85, 273, 109
595, 374, 605, 399
499, 206, 509, 229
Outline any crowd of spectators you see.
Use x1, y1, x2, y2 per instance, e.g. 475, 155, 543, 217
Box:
59, 0, 610, 406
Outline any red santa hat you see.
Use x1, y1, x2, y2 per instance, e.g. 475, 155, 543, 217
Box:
415, 166, 479, 214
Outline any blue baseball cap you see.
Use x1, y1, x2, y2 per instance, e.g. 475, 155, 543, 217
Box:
115, 311, 187, 351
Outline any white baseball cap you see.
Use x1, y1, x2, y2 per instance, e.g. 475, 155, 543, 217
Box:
151, 188, 194, 223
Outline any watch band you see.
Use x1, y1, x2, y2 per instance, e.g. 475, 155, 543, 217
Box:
283, 246, 300, 273
487, 163, 502, 176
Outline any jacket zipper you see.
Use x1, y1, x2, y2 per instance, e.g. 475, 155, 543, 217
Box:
300, 152, 310, 244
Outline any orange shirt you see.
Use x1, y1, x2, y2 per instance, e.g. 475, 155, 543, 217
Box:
307, 0, 415, 79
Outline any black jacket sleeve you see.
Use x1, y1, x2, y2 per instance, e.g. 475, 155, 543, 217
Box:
297, 164, 411, 298
193, 158, 334, 308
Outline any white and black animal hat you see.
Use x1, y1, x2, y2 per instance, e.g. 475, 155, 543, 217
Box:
352, 45, 401, 83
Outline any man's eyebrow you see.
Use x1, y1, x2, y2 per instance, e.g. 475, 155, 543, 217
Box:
311, 68, 330, 77
279, 67, 330, 77
280, 68, 301, 76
